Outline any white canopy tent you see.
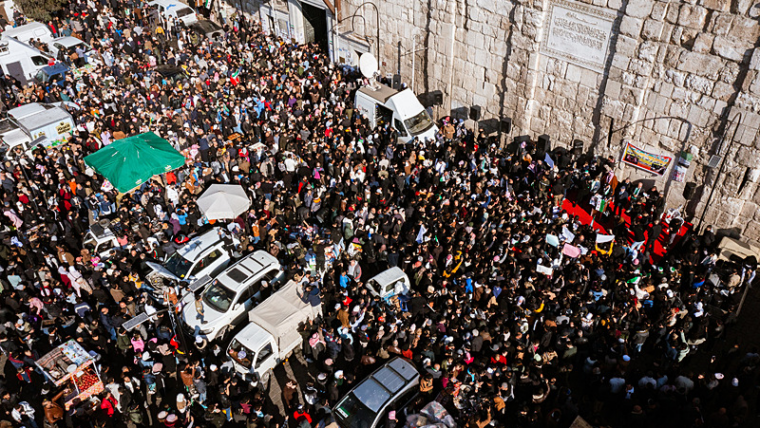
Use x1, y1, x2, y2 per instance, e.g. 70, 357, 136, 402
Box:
196, 184, 251, 220
248, 281, 322, 349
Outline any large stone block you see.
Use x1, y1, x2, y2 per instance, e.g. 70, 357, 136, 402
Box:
620, 15, 644, 38
651, 1, 669, 20
608, 0, 623, 10
666, 69, 687, 87
629, 59, 651, 75
712, 81, 736, 100
601, 97, 625, 119
679, 4, 709, 28
733, 0, 754, 14
728, 17, 760, 40
708, 13, 733, 36
580, 69, 600, 88
677, 51, 724, 79
616, 35, 640, 57
626, 0, 655, 18
686, 74, 714, 94
565, 64, 583, 83
641, 19, 664, 40
692, 33, 714, 53
700, 0, 731, 11
638, 41, 660, 63
712, 36, 752, 62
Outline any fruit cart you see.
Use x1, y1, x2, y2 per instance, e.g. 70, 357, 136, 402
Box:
35, 340, 104, 411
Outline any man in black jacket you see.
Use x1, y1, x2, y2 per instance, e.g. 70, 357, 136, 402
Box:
645, 219, 663, 256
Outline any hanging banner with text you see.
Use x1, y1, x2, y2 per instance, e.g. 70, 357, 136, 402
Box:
621, 142, 672, 176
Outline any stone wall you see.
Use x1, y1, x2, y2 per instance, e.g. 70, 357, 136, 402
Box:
339, 0, 760, 243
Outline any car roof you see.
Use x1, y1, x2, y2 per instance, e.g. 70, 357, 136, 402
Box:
8, 103, 47, 119
15, 107, 70, 129
368, 267, 407, 287
190, 20, 221, 32
155, 65, 185, 77
231, 322, 272, 351
339, 357, 419, 413
2, 22, 50, 35
150, 0, 193, 9
176, 228, 226, 260
214, 250, 278, 291
52, 37, 85, 48
42, 64, 70, 75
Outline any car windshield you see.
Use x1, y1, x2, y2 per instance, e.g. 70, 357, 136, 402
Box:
404, 110, 434, 135
334, 392, 376, 428
228, 339, 253, 368
83, 238, 96, 255
35, 70, 48, 82
203, 280, 235, 312
177, 7, 193, 17
164, 251, 192, 278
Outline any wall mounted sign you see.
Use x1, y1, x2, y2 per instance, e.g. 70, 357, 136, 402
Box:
542, 0, 616, 72
621, 141, 672, 176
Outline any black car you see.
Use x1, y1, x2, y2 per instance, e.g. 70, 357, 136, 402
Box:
189, 19, 224, 42
153, 65, 189, 85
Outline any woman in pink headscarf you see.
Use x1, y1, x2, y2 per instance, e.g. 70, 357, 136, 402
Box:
2, 205, 23, 229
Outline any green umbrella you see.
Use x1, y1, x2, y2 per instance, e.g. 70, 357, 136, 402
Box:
84, 132, 186, 193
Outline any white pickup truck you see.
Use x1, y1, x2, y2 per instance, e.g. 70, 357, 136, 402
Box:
227, 280, 322, 387
180, 250, 284, 342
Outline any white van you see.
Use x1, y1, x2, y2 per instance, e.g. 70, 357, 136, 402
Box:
7, 103, 75, 147
0, 103, 76, 159
2, 22, 54, 45
82, 223, 159, 260
148, 0, 199, 26
0, 38, 52, 84
145, 227, 240, 302
47, 37, 99, 67
354, 83, 438, 144
180, 250, 284, 341
227, 280, 321, 386
365, 267, 411, 301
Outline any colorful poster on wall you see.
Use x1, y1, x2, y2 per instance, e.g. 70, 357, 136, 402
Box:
621, 142, 672, 176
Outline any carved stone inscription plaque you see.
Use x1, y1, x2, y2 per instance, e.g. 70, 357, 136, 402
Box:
542, 1, 616, 72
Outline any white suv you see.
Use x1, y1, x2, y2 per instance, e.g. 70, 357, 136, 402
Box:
180, 250, 283, 341
146, 228, 239, 303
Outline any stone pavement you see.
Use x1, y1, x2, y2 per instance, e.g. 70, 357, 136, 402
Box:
265, 351, 315, 417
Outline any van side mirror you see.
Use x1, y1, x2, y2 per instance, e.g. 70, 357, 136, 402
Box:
233, 303, 241, 311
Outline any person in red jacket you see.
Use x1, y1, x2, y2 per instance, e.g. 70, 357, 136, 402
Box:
293, 404, 312, 425
100, 391, 118, 417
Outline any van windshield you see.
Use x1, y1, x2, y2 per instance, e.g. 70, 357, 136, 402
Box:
334, 392, 377, 428
165, 251, 192, 278
404, 110, 434, 135
177, 7, 194, 17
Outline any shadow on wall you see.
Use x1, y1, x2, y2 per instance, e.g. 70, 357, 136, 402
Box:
715, 227, 743, 241
478, 118, 501, 134
497, 2, 518, 138
684, 184, 706, 221
422, 0, 433, 94
631, 178, 658, 190
589, 0, 630, 155
450, 106, 469, 121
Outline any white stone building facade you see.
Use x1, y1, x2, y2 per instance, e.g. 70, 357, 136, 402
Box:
336, 0, 760, 242
234, 0, 760, 242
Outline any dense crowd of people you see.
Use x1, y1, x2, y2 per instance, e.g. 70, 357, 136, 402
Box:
0, 1, 756, 428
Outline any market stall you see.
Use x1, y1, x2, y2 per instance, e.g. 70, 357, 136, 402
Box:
35, 340, 104, 411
